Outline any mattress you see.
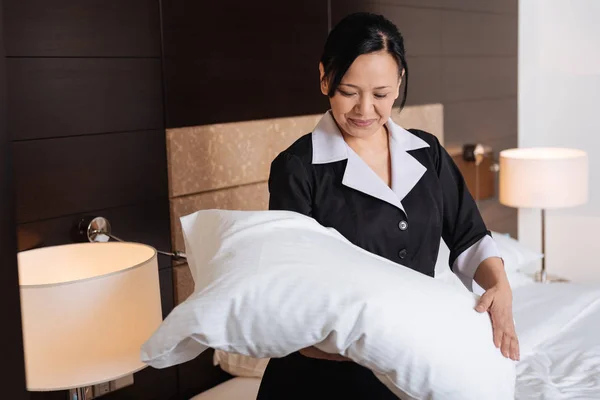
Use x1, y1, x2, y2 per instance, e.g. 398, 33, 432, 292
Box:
189, 377, 261, 400
512, 282, 600, 399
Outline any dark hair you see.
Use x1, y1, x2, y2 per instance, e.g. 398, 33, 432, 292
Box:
320, 12, 409, 109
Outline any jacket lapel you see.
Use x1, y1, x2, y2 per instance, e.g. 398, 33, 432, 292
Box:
343, 145, 405, 212
311, 111, 430, 215
388, 121, 429, 205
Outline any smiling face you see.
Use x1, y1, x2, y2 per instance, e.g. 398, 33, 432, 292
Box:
320, 51, 402, 140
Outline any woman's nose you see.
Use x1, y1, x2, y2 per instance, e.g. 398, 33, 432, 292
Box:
355, 96, 372, 115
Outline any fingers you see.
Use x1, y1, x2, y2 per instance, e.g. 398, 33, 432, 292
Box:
493, 322, 503, 348
493, 317, 520, 361
488, 307, 520, 360
500, 333, 520, 361
510, 336, 520, 361
475, 292, 493, 313
500, 333, 511, 359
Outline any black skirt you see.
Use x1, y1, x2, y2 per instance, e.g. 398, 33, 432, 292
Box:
256, 351, 399, 399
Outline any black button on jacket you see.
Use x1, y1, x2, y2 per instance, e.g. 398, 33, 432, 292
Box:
256, 111, 499, 400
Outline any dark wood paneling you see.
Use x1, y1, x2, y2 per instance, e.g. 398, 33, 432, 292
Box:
367, 0, 446, 8
13, 130, 169, 223
441, 11, 518, 56
444, 98, 517, 145
161, 0, 329, 128
485, 134, 518, 158
443, 0, 518, 14
479, 199, 518, 238
405, 56, 442, 105
4, 0, 161, 57
7, 58, 163, 140
176, 350, 232, 400
355, 0, 516, 14
0, 1, 29, 397
100, 365, 178, 400
159, 268, 175, 318
331, 1, 443, 57
442, 56, 517, 102
28, 392, 68, 400
17, 200, 173, 270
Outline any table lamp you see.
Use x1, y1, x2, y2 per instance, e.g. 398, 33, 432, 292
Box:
17, 241, 163, 399
498, 147, 588, 282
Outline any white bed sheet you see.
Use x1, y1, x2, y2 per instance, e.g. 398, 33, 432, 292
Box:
513, 282, 600, 399
189, 377, 261, 400
190, 279, 600, 400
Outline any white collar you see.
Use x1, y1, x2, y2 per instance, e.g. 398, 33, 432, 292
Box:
311, 111, 430, 214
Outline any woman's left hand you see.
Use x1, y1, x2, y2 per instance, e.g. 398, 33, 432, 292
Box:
475, 284, 520, 361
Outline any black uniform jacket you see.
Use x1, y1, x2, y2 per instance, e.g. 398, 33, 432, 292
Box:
256, 111, 500, 399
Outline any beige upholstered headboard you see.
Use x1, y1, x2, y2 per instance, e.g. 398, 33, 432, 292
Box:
166, 104, 444, 303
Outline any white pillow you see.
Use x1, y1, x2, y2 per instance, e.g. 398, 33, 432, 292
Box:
141, 210, 516, 400
490, 231, 544, 272
212, 350, 268, 378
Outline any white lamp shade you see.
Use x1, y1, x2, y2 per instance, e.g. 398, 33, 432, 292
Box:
17, 242, 163, 391
499, 147, 588, 209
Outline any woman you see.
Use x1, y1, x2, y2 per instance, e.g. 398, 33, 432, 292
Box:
257, 12, 519, 399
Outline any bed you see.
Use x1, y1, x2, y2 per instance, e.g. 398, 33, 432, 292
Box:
189, 275, 600, 400
165, 104, 598, 398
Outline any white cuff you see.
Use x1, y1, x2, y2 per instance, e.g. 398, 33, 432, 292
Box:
452, 235, 502, 292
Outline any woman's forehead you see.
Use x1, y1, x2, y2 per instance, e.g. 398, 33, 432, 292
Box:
342, 52, 400, 86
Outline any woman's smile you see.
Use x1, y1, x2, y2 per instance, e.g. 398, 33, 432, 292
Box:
347, 117, 376, 128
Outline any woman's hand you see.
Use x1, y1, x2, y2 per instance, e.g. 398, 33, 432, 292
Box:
299, 346, 350, 362
475, 283, 520, 361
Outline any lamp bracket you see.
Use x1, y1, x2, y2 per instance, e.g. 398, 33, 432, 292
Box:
76, 216, 187, 261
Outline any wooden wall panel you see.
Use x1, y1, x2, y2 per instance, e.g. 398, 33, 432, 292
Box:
0, 0, 29, 397
7, 58, 163, 140
363, 0, 517, 14
4, 0, 161, 57
405, 56, 443, 105
442, 56, 517, 102
4, 0, 177, 398
13, 130, 169, 222
331, 2, 443, 57
161, 0, 329, 128
16, 200, 173, 270
444, 98, 517, 146
441, 10, 518, 56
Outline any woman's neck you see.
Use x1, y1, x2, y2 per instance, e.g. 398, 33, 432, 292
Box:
342, 124, 389, 157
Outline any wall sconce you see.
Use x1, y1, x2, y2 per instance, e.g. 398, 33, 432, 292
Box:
75, 216, 187, 262
18, 241, 162, 399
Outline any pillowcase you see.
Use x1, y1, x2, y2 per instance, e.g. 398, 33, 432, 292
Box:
141, 209, 516, 400
213, 350, 268, 378
490, 231, 544, 273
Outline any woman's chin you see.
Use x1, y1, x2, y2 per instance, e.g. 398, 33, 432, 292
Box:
343, 124, 381, 139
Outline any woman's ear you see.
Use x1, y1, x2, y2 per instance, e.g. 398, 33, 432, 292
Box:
394, 69, 405, 100
318, 63, 328, 96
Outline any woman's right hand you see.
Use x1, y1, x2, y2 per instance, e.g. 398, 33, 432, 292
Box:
299, 346, 351, 362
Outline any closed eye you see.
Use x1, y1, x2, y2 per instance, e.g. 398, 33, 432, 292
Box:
338, 89, 356, 97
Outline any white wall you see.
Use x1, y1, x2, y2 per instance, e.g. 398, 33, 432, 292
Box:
518, 0, 600, 282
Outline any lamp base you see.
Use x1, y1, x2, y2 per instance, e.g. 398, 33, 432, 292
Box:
68, 375, 135, 399
533, 271, 569, 283
70, 387, 93, 400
